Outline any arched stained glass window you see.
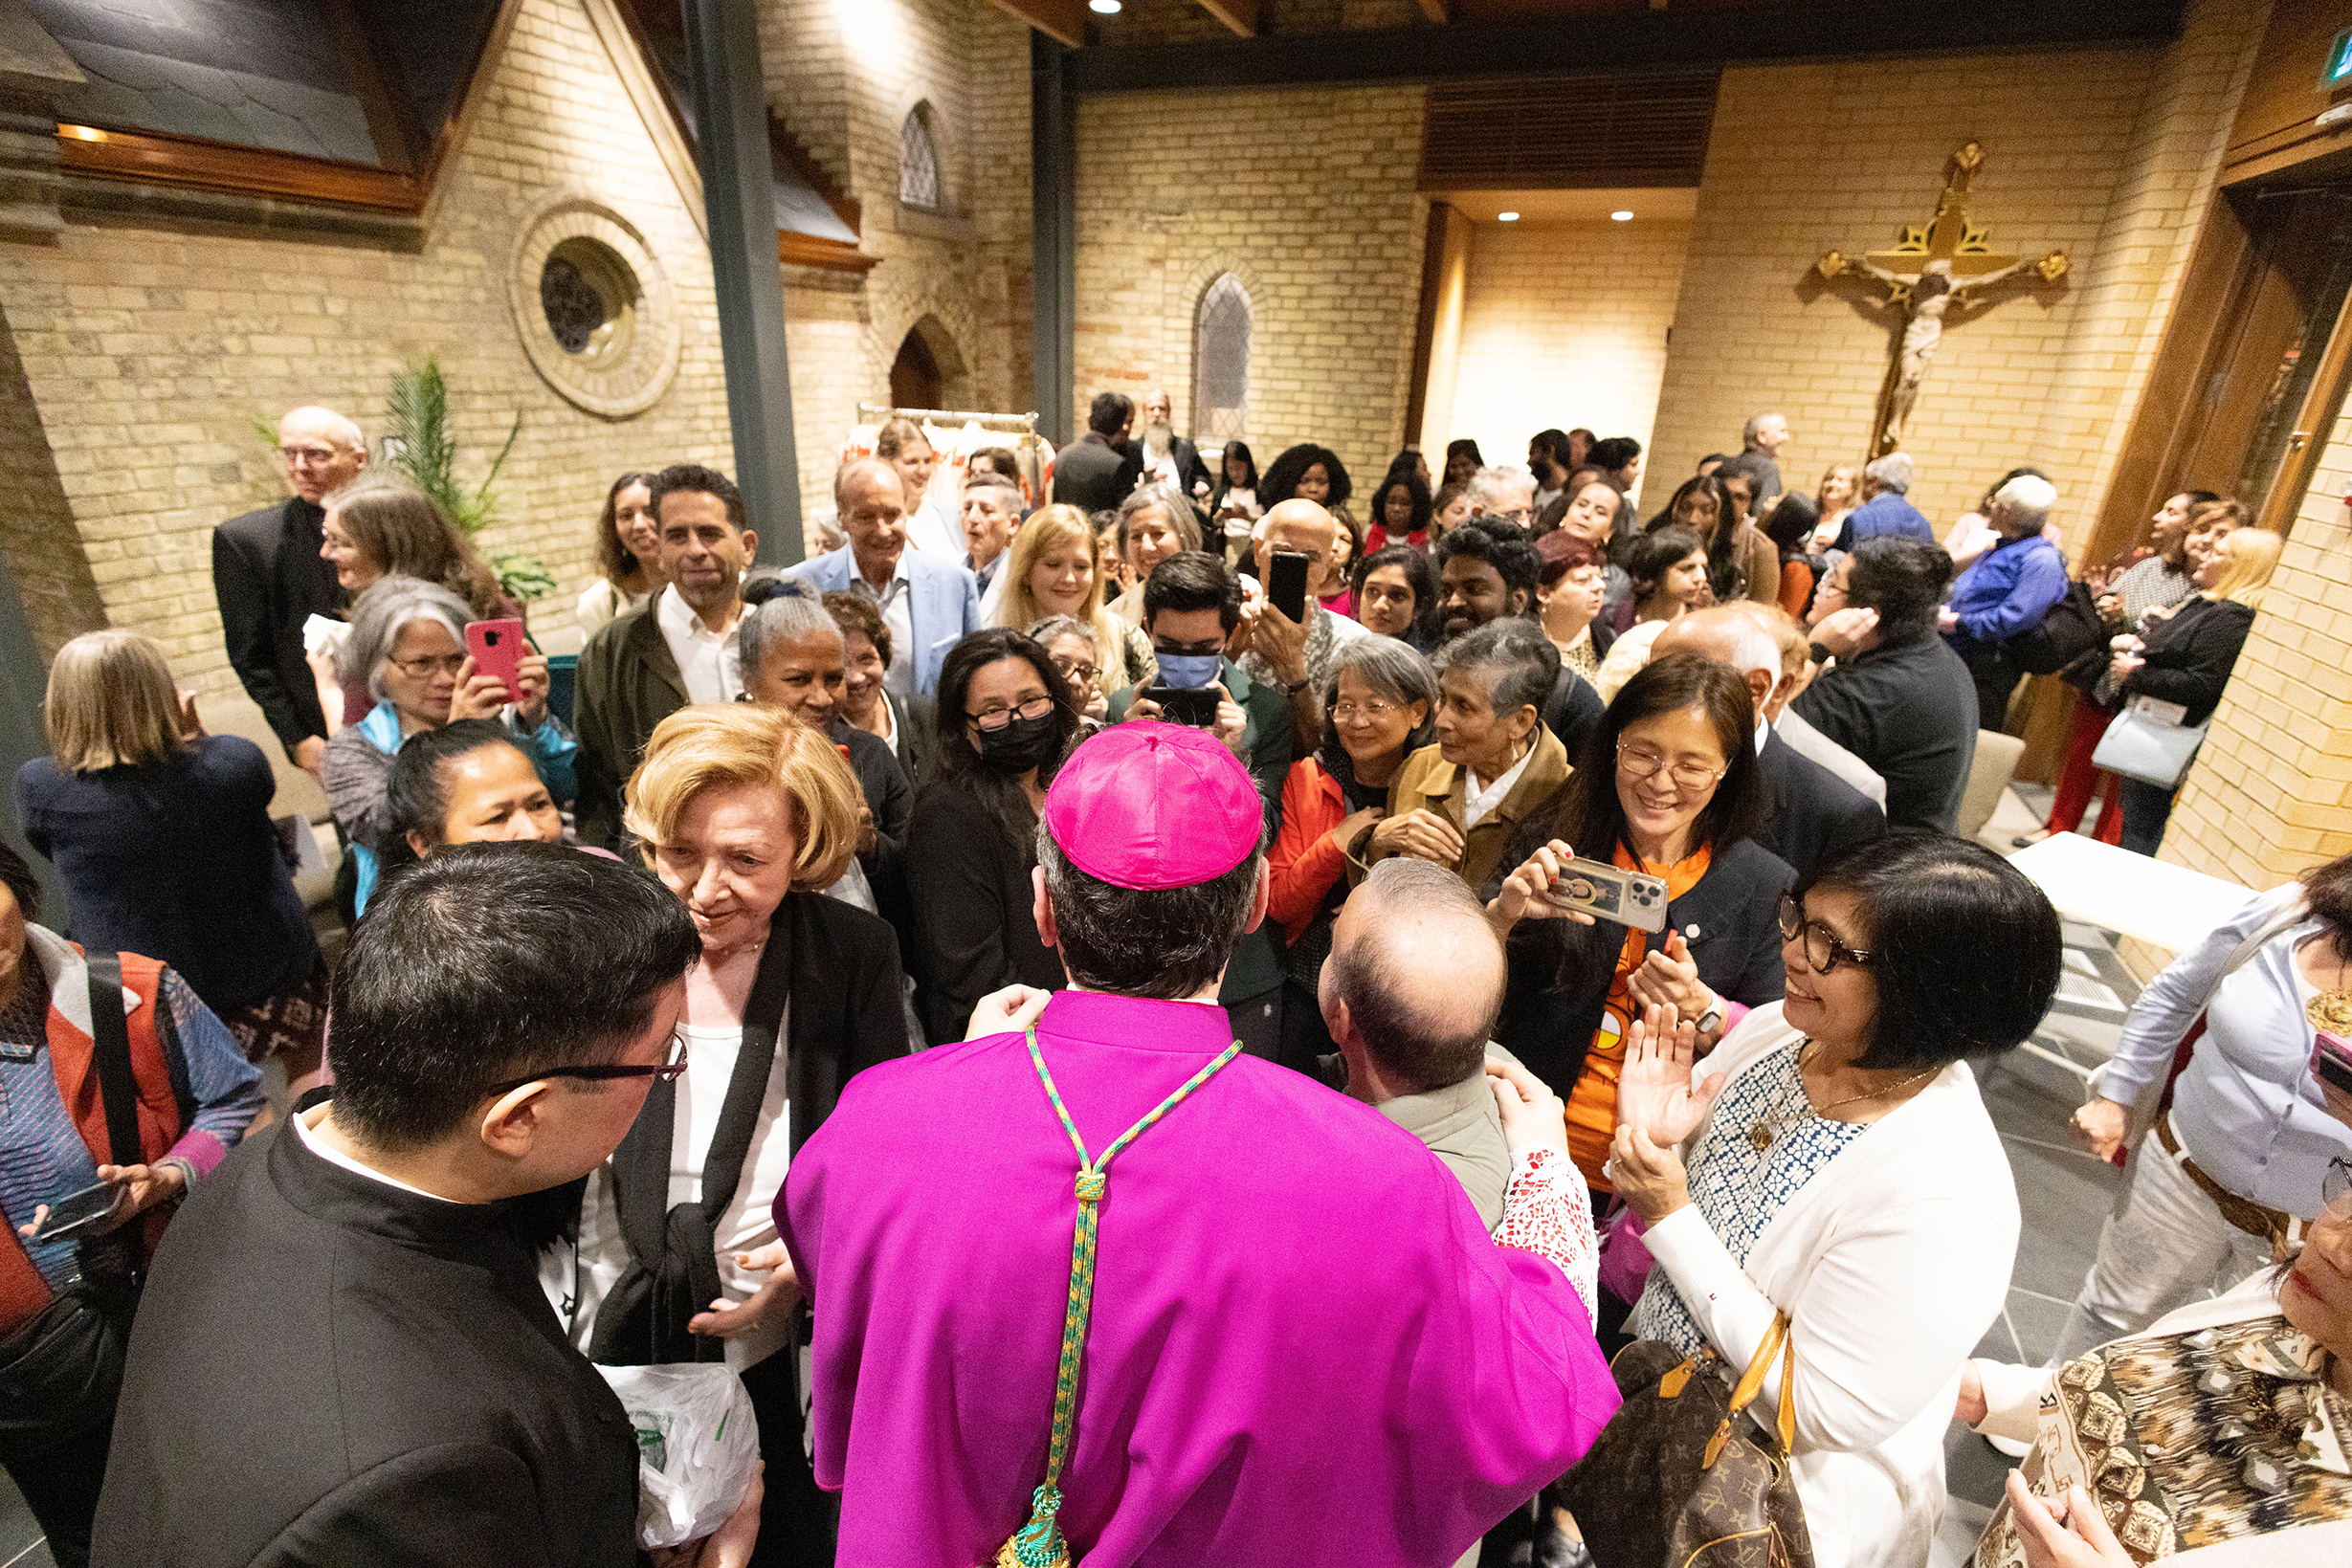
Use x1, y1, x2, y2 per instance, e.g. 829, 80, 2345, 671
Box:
899, 103, 941, 210
1192, 274, 1251, 443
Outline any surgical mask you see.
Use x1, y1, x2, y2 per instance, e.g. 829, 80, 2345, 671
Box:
976, 711, 1061, 773
1154, 651, 1223, 690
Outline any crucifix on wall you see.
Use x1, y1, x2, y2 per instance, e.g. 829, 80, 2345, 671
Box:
1815, 141, 2070, 455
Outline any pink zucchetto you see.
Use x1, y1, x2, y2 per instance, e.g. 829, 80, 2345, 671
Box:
1042, 722, 1262, 891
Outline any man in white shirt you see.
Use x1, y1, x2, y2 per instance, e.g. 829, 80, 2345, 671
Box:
575, 462, 757, 847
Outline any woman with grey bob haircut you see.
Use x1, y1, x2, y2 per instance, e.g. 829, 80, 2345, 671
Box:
322, 575, 575, 916
1268, 634, 1441, 1066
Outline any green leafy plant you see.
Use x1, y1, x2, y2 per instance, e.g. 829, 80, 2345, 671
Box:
383, 357, 551, 602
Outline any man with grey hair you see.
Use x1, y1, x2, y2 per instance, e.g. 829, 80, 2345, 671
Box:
1132, 387, 1209, 500
1465, 464, 1539, 527
213, 405, 366, 776
1836, 452, 1932, 548
1739, 409, 1791, 510
1319, 857, 1523, 1235
782, 457, 981, 696
1653, 606, 1883, 876
1940, 472, 2067, 730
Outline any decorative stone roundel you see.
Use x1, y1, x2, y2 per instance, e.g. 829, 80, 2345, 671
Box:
507, 192, 679, 419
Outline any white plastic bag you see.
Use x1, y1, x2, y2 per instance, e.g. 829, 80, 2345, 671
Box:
598, 1362, 762, 1550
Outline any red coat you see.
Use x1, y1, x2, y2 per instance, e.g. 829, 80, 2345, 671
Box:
1267, 758, 1350, 946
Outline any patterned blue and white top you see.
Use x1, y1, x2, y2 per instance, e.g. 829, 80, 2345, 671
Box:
1630, 1040, 1871, 1359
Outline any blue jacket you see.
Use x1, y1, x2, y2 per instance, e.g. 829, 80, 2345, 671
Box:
1838, 491, 1933, 549
781, 546, 981, 696
1945, 532, 2067, 645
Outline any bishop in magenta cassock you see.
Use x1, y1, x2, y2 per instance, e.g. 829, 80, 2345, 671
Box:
779, 721, 1618, 1565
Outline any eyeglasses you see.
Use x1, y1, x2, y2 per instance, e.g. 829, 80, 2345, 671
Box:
485, 1030, 689, 1097
1779, 892, 1876, 974
1050, 657, 1098, 685
1331, 698, 1399, 722
2325, 1156, 2352, 1210
1616, 740, 1726, 792
1486, 508, 1533, 526
967, 694, 1056, 732
278, 445, 343, 467
390, 652, 469, 677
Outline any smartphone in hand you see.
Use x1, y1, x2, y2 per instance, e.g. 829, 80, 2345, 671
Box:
1267, 549, 1312, 623
28, 1179, 119, 1245
1141, 685, 1220, 727
465, 617, 525, 696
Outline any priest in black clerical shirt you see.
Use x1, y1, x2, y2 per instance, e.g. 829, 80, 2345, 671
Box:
93, 844, 757, 1567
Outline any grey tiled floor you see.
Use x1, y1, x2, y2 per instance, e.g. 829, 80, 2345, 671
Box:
0, 1475, 51, 1568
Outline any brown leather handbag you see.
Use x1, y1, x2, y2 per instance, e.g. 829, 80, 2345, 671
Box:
1552, 1314, 1814, 1568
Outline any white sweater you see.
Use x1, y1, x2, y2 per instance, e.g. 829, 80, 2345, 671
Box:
1640, 1004, 2020, 1568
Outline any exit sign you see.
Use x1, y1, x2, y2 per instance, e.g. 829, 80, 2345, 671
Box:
2330, 26, 2352, 90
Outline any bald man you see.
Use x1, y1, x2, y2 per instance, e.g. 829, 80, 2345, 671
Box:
783, 458, 981, 696
1240, 497, 1368, 754
1320, 857, 1523, 1234
212, 406, 366, 775
1653, 606, 1883, 877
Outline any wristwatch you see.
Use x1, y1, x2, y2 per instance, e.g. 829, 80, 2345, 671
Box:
1693, 994, 1728, 1035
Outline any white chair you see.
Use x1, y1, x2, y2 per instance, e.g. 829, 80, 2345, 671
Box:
1956, 729, 2025, 844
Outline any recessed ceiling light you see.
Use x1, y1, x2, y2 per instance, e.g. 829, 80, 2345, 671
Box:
1089, 0, 1121, 11
1497, 210, 1520, 222
1611, 210, 1634, 221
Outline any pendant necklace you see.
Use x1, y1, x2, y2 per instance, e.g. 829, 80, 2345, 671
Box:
1746, 1038, 1937, 1153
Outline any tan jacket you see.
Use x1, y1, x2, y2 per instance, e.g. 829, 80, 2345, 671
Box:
1364, 725, 1572, 894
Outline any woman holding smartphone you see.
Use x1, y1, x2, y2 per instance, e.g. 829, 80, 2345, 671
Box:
1484, 654, 1789, 1204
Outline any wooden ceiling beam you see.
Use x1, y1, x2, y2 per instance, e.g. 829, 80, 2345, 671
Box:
984, 0, 1089, 50
1196, 0, 1260, 37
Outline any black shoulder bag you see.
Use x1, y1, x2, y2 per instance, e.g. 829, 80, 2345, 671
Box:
0, 952, 149, 1450
588, 938, 792, 1365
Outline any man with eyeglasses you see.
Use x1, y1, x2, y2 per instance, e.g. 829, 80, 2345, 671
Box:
1465, 463, 1539, 528
211, 406, 366, 779
95, 843, 763, 1567
1234, 497, 1368, 756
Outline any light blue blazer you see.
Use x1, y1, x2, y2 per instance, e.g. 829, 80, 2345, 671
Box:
783, 546, 982, 696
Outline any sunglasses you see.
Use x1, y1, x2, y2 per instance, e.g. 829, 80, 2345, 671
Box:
485, 1030, 688, 1097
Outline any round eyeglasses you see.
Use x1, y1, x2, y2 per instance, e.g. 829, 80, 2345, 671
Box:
1616, 740, 1727, 793
1778, 892, 1876, 974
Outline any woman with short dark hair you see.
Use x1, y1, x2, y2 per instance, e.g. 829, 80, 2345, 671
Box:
1602, 832, 2061, 1568
1444, 438, 1485, 489
1259, 443, 1353, 514
1594, 525, 1710, 700
1534, 531, 1616, 680
1759, 492, 1823, 619
905, 630, 1082, 1043
1486, 653, 1788, 1196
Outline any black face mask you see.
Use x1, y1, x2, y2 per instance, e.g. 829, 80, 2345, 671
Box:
976, 711, 1061, 773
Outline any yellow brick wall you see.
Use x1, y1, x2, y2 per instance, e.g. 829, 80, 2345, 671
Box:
1647, 0, 2265, 534
0, 0, 737, 696
1072, 82, 1430, 497
1442, 217, 1692, 481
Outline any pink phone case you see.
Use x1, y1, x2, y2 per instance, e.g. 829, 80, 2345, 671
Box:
466, 618, 525, 695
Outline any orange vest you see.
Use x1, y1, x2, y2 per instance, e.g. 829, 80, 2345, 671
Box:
0, 948, 186, 1334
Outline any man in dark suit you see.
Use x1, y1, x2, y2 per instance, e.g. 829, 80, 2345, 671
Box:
1131, 387, 1210, 502
211, 406, 364, 776
94, 843, 759, 1567
1053, 390, 1139, 514
1655, 607, 1885, 877
1794, 538, 1981, 834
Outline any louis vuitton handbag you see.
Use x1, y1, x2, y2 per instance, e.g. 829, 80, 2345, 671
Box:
1551, 1313, 1813, 1568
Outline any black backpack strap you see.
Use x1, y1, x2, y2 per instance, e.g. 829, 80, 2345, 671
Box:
81, 951, 144, 1169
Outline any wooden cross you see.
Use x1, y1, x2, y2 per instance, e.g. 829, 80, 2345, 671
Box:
1815, 142, 2068, 454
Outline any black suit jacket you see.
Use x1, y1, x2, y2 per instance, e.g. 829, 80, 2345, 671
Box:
95, 1122, 638, 1568
1753, 727, 1885, 878
832, 720, 917, 965
1492, 836, 1793, 1100
885, 690, 939, 788
1789, 633, 1979, 834
2119, 596, 2255, 727
212, 497, 343, 753
1125, 435, 1210, 499
574, 604, 688, 849
1542, 665, 1607, 765
1053, 431, 1135, 514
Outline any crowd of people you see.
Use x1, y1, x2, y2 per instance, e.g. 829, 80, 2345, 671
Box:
0, 395, 2334, 1568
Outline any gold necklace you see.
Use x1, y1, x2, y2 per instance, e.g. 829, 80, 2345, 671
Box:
1746, 1039, 1938, 1153
2307, 953, 2352, 1036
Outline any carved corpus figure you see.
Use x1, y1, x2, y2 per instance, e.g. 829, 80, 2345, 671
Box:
1816, 142, 2068, 454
